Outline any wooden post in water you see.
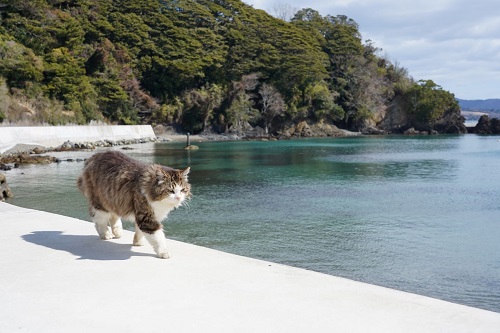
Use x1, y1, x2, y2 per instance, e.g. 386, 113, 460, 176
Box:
184, 132, 198, 150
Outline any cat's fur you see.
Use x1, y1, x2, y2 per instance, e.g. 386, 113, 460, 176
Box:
77, 150, 191, 259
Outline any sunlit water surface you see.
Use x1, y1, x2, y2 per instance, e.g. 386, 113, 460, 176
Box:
6, 135, 500, 312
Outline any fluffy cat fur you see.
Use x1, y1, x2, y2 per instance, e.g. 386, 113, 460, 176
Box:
77, 150, 191, 259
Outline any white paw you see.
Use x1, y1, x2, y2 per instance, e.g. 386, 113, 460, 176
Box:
112, 226, 123, 239
100, 231, 113, 240
157, 249, 170, 259
133, 239, 144, 246
133, 233, 144, 246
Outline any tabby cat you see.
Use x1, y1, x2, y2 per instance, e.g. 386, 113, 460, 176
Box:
77, 150, 191, 259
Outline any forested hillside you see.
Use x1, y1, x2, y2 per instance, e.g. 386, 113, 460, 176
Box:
0, 0, 464, 134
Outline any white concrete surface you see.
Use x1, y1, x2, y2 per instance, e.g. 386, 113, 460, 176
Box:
1, 202, 499, 333
0, 125, 156, 152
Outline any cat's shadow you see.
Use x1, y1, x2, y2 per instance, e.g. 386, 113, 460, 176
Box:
22, 230, 154, 260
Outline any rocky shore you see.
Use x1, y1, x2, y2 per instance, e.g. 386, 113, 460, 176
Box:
0, 137, 162, 171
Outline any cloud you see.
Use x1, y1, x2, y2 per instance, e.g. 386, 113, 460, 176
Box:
244, 0, 500, 99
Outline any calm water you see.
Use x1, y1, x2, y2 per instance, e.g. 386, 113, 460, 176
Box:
5, 135, 500, 312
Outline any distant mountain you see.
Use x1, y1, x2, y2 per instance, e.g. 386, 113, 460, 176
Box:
457, 99, 500, 111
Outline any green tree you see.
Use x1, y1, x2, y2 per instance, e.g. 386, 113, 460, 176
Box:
219, 73, 260, 132
43, 47, 99, 121
181, 84, 224, 133
406, 80, 459, 128
0, 36, 43, 89
291, 10, 364, 124
304, 81, 343, 121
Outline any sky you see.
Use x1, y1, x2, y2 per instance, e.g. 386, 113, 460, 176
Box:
244, 0, 500, 100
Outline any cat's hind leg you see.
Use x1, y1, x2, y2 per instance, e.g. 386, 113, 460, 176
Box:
109, 214, 123, 239
92, 209, 114, 240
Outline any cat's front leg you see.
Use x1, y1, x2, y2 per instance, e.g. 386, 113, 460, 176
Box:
133, 225, 145, 246
144, 230, 170, 259
135, 199, 170, 258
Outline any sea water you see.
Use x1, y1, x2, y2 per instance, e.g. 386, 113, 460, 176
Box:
5, 135, 500, 312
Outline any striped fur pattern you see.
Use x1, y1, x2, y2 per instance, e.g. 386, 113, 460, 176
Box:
77, 150, 190, 258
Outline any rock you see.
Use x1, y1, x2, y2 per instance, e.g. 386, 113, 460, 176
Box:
0, 173, 13, 201
404, 127, 420, 135
432, 108, 467, 134
153, 124, 167, 135
492, 118, 500, 134
281, 120, 346, 138
1, 153, 57, 165
0, 163, 12, 171
473, 115, 500, 134
32, 147, 46, 154
227, 121, 266, 139
296, 121, 313, 136
361, 126, 386, 135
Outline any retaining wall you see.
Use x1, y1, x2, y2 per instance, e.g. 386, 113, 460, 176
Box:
0, 125, 156, 153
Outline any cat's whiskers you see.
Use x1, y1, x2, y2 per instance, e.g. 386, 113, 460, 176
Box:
180, 199, 190, 209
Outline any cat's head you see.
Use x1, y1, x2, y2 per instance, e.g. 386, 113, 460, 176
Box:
143, 165, 191, 206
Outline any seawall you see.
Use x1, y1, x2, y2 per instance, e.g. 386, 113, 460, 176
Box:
0, 125, 156, 153
1, 202, 500, 332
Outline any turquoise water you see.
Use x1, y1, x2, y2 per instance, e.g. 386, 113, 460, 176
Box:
6, 135, 500, 312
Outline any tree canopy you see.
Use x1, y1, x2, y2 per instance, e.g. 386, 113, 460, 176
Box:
0, 0, 460, 133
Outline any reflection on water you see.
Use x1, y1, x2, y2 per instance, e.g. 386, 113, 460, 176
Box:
5, 135, 500, 312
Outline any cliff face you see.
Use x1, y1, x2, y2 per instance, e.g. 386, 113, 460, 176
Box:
432, 108, 467, 134
377, 95, 409, 133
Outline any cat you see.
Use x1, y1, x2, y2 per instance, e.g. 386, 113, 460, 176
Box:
77, 150, 191, 259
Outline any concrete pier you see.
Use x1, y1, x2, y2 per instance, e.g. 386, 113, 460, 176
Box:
0, 125, 156, 153
1, 202, 499, 332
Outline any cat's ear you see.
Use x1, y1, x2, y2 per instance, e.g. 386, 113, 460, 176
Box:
154, 165, 167, 185
181, 167, 190, 179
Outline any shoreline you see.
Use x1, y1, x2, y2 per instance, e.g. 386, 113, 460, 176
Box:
0, 123, 365, 155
